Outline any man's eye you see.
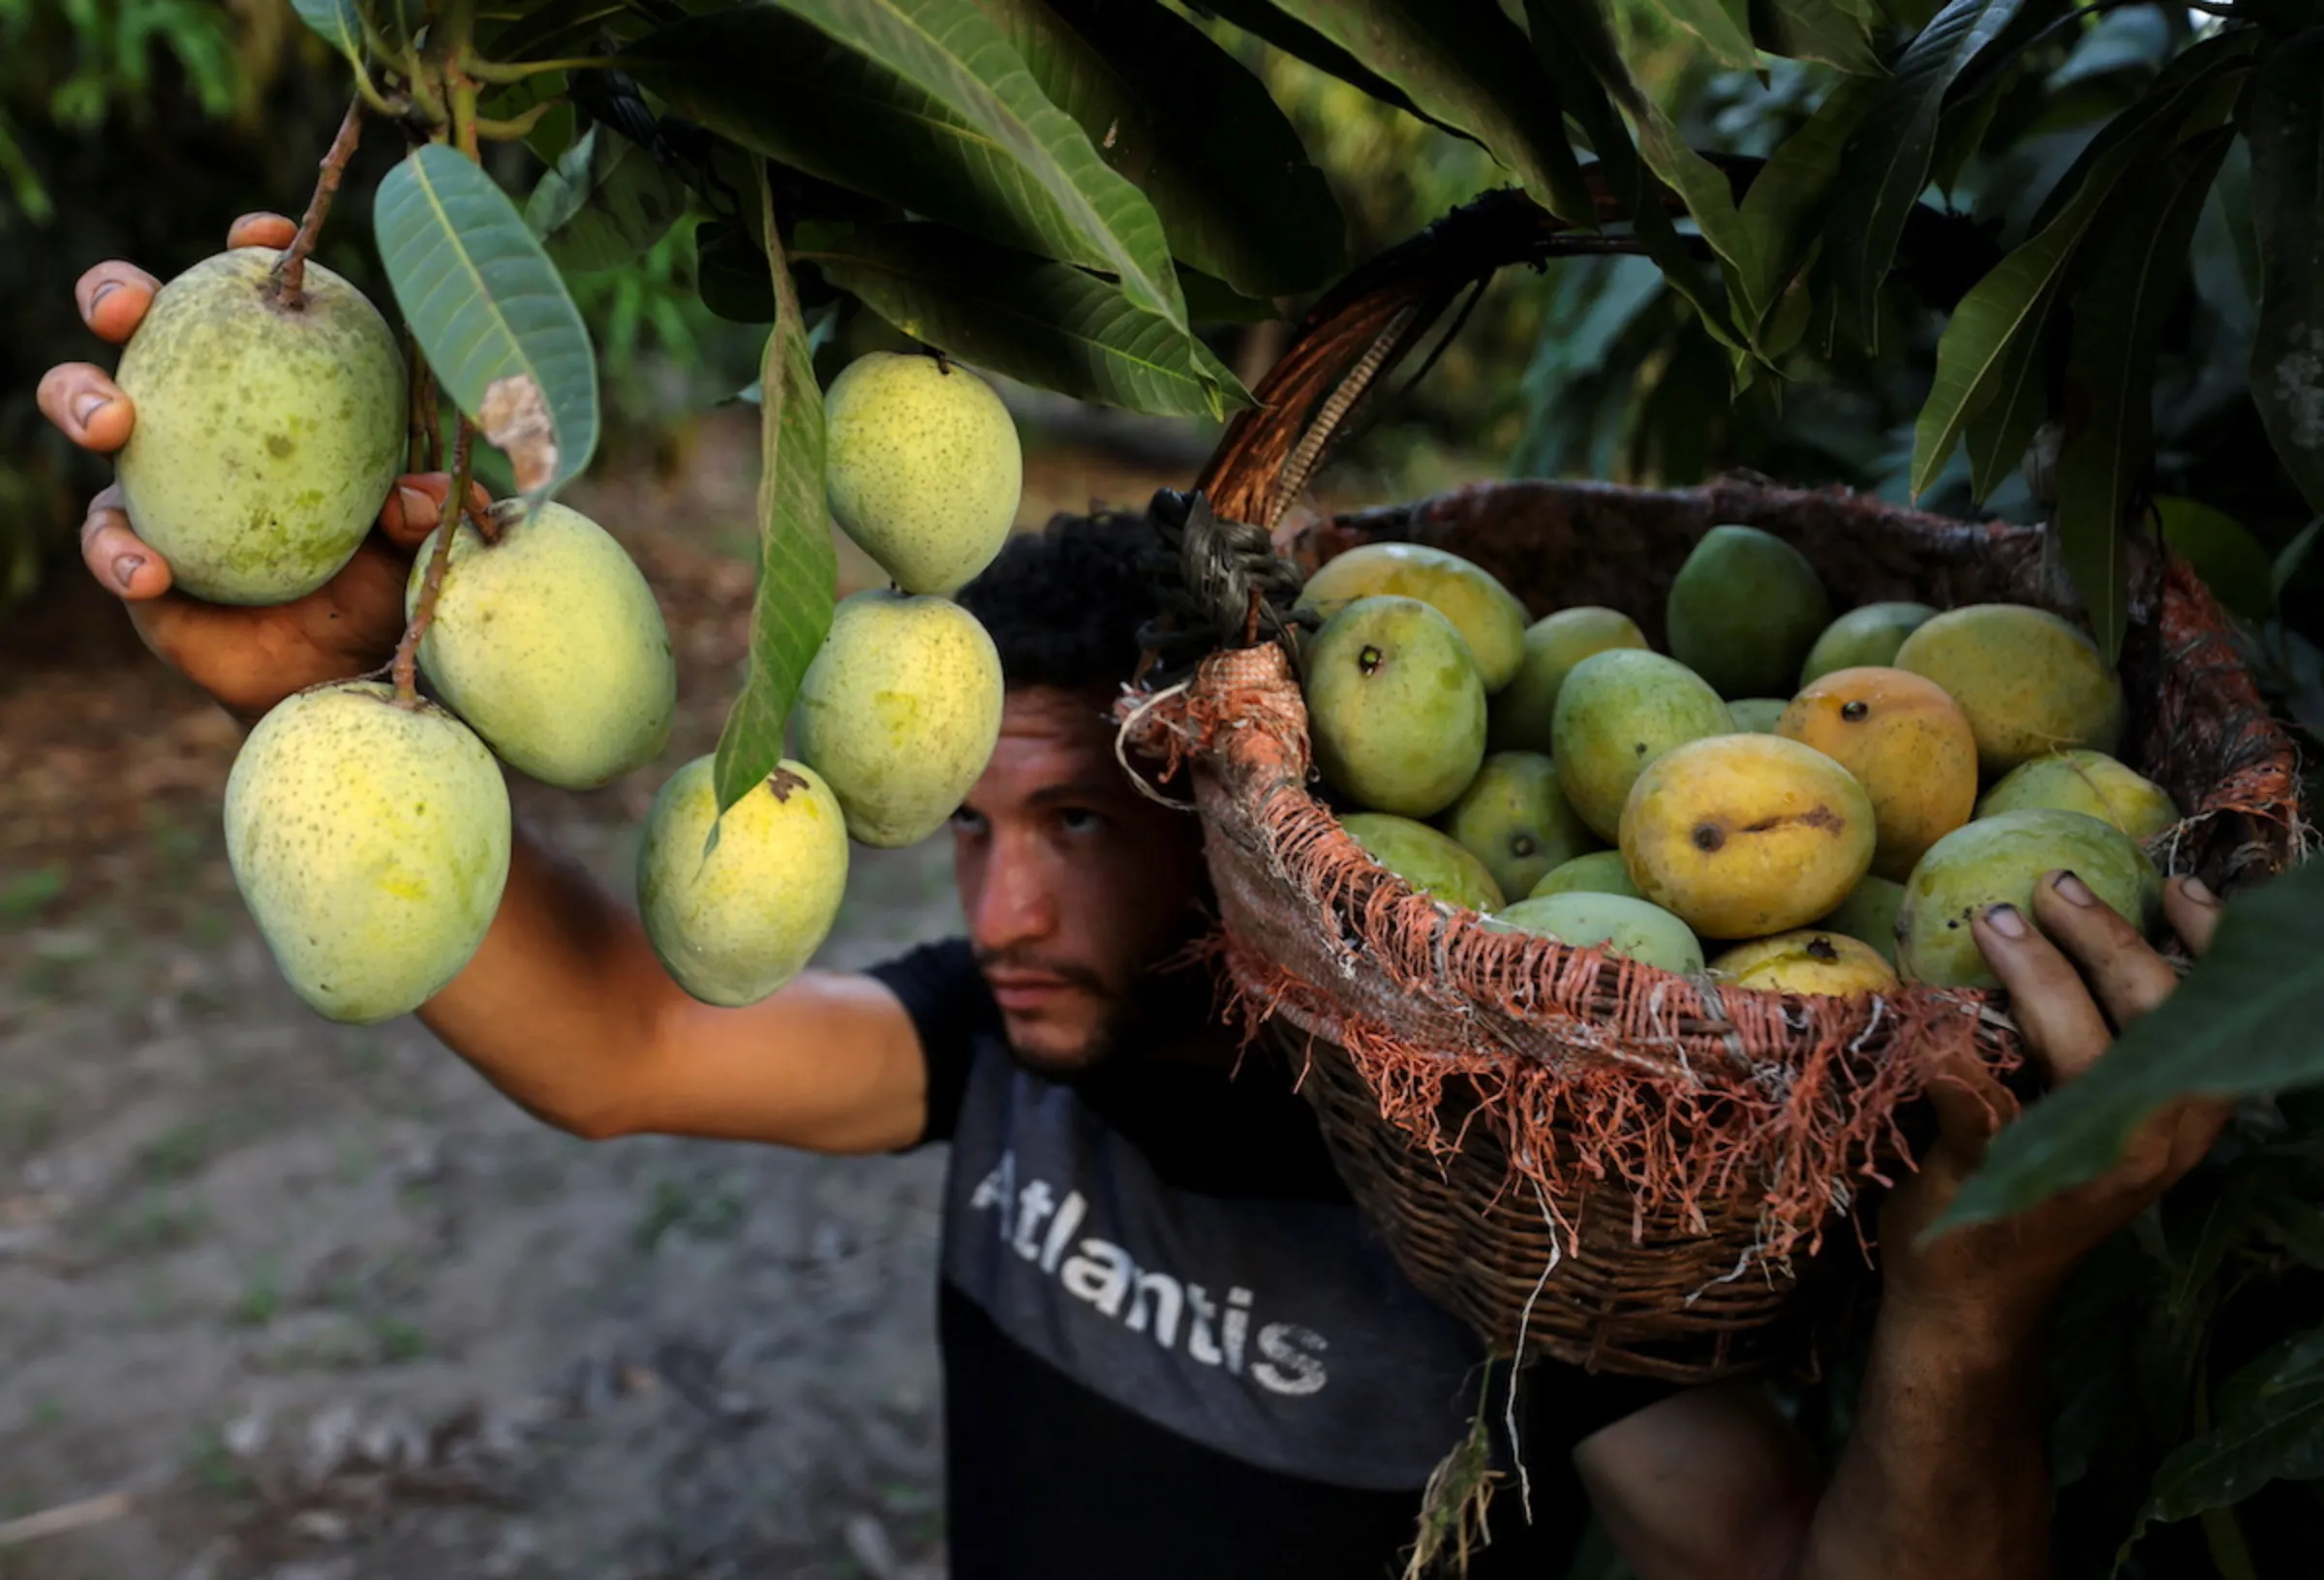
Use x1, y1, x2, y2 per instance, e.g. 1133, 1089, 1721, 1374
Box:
1057, 807, 1105, 836
952, 807, 989, 836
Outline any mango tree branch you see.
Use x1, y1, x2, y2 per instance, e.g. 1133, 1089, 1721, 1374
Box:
392, 421, 476, 707
460, 53, 621, 83
474, 101, 558, 140
269, 98, 364, 311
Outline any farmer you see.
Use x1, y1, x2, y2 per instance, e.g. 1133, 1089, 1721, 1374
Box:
43, 217, 2234, 1580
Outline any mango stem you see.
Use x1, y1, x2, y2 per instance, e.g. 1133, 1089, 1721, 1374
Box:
393, 421, 476, 708
271, 97, 365, 312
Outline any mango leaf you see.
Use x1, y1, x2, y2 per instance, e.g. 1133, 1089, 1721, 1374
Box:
524, 125, 689, 275
1187, 0, 1441, 130
764, 0, 1186, 329
1522, 0, 1742, 347
290, 0, 366, 67
1038, 0, 1346, 297
1910, 35, 2257, 500
2156, 496, 2277, 623
804, 221, 1248, 418
2247, 28, 2324, 517
1737, 74, 1881, 325
1658, 0, 1758, 70
1265, 0, 1594, 224
2277, 518, 2324, 601
374, 145, 599, 500
1940, 856, 2324, 1232
2049, 128, 2231, 661
712, 167, 838, 819
485, 0, 657, 62
1757, 0, 1882, 75
1824, 0, 2026, 352
2136, 1327, 2324, 1534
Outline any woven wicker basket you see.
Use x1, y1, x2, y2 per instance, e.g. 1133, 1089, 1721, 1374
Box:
1126, 198, 2308, 1384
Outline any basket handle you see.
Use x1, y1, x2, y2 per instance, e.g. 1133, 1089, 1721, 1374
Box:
1136, 191, 1625, 677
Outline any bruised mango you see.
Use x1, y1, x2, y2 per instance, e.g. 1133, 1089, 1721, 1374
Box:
794, 590, 1003, 846
1975, 749, 2180, 842
1894, 604, 2124, 775
114, 249, 405, 605
1439, 751, 1595, 902
637, 756, 850, 1007
408, 501, 675, 789
1709, 929, 1897, 995
1342, 812, 1505, 912
1778, 666, 1977, 881
1550, 649, 1733, 840
1494, 892, 1703, 975
1299, 542, 1529, 692
1488, 606, 1649, 749
1896, 809, 2159, 988
1303, 595, 1486, 818
1665, 526, 1831, 698
225, 681, 510, 1023
1618, 734, 1876, 940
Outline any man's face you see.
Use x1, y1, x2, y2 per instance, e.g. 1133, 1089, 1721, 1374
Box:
951, 685, 1210, 1076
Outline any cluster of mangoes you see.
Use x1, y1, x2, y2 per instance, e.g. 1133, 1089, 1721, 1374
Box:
110, 246, 1017, 1022
1297, 528, 2176, 995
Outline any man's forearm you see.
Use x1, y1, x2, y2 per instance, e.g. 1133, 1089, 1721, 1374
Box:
1793, 1298, 2050, 1580
416, 827, 672, 1138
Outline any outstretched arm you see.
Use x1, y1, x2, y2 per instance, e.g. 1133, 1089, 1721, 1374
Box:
1577, 873, 2229, 1579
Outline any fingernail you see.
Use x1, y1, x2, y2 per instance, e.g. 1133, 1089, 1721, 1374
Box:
89, 281, 119, 313
2181, 874, 2217, 906
111, 552, 143, 590
395, 483, 431, 523
2052, 870, 2095, 906
73, 392, 110, 427
1983, 902, 2029, 939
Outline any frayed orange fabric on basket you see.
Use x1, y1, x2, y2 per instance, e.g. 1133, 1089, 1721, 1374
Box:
1120, 480, 2308, 1384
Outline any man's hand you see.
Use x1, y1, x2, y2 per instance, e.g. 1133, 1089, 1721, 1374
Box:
36, 212, 483, 727
1880, 869, 2229, 1335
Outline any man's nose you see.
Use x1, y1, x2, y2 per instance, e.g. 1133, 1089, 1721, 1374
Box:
968, 835, 1056, 952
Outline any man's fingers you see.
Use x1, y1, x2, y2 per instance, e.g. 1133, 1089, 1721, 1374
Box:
73, 261, 160, 343
38, 364, 136, 452
2163, 875, 2224, 957
228, 212, 299, 250
2031, 871, 2181, 1032
378, 472, 492, 551
1921, 1044, 2017, 1158
78, 488, 173, 601
1972, 902, 2115, 1086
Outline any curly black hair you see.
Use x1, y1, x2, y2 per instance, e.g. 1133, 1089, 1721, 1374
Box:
955, 510, 1161, 692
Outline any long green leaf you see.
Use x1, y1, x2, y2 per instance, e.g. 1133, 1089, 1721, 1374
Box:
1736, 75, 1881, 323
1910, 35, 2258, 500
764, 0, 1187, 330
374, 145, 599, 500
713, 167, 839, 818
1962, 305, 2055, 504
1523, 0, 1742, 347
1188, 0, 1444, 130
1037, 0, 1347, 297
2156, 496, 2278, 623
1758, 0, 1882, 75
1825, 0, 2026, 351
525, 125, 688, 275
1941, 857, 2324, 1232
2247, 27, 2324, 517
290, 0, 366, 67
804, 221, 1247, 418
1660, 0, 1758, 70
2051, 128, 2231, 662
2139, 1327, 2324, 1529
1266, 0, 1594, 223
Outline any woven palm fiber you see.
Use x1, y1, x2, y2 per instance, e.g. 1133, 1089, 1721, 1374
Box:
1117, 192, 2307, 1382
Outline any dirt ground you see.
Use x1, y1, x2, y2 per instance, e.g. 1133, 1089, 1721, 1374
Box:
0, 414, 1201, 1580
